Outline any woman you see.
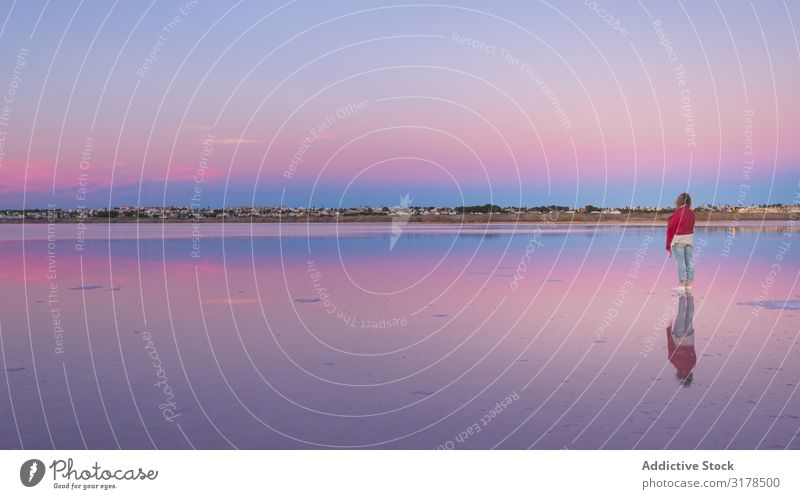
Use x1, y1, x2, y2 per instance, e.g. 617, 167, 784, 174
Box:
666, 192, 695, 293
667, 295, 696, 386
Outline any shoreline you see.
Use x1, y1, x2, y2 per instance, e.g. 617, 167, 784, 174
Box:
2, 212, 796, 225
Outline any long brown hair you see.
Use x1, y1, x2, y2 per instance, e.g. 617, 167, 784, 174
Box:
675, 192, 692, 208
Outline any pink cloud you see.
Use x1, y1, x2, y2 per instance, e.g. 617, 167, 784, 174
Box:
206, 138, 266, 145
182, 123, 215, 131
0, 159, 227, 197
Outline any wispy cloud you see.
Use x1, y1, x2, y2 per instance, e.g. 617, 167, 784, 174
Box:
182, 123, 215, 131
206, 137, 266, 145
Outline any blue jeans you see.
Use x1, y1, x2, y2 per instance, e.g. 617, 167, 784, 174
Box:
673, 295, 695, 335
673, 243, 694, 283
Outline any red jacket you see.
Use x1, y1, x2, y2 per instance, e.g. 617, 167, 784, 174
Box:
666, 205, 695, 253
667, 324, 696, 376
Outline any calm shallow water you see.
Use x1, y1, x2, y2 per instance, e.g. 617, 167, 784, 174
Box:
0, 223, 798, 449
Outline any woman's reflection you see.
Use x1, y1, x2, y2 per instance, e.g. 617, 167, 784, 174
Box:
667, 295, 696, 386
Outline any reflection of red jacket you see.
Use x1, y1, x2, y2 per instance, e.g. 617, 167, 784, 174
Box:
666, 205, 695, 253
667, 325, 696, 376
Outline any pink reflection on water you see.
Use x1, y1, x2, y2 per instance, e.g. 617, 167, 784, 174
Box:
0, 224, 797, 449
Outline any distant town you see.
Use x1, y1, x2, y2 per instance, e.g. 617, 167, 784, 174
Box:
1, 203, 798, 222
